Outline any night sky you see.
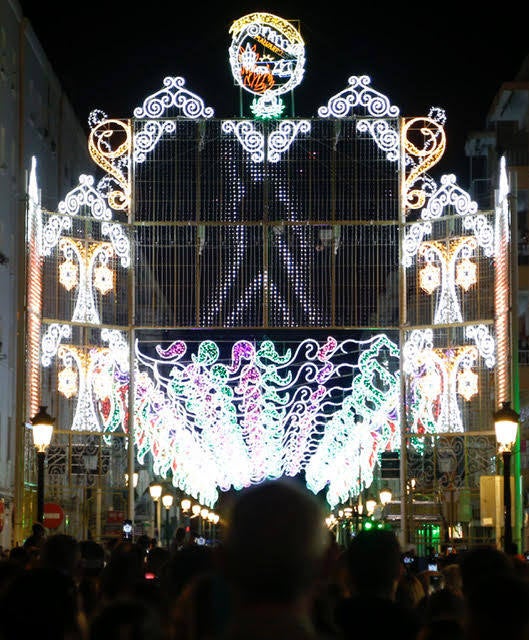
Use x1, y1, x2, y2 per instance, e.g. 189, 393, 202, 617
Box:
18, 1, 529, 188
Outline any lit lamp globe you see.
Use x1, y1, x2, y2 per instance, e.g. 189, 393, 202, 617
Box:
380, 487, 392, 506
125, 472, 138, 488
200, 508, 209, 519
149, 483, 162, 501
494, 401, 519, 452
31, 405, 55, 453
181, 498, 191, 513
366, 497, 377, 516
192, 504, 201, 517
162, 494, 174, 510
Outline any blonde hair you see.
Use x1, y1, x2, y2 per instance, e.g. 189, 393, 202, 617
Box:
396, 572, 426, 608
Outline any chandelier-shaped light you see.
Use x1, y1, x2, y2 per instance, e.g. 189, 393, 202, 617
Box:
130, 334, 400, 508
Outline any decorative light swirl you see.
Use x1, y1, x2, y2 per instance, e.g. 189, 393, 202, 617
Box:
356, 119, 400, 161
465, 324, 496, 368
58, 174, 112, 220
133, 77, 214, 119
39, 215, 72, 257
133, 120, 177, 164
421, 174, 477, 220
267, 120, 311, 162
402, 221, 432, 267
222, 121, 265, 162
41, 323, 71, 366
101, 221, 131, 268
318, 75, 400, 119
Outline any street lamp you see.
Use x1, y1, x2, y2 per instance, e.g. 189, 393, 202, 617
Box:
125, 472, 138, 488
379, 486, 392, 507
162, 493, 174, 548
31, 406, 55, 524
365, 496, 377, 517
181, 498, 191, 543
379, 486, 392, 522
494, 401, 519, 552
149, 482, 163, 544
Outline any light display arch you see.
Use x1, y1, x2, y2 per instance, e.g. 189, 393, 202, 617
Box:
22, 12, 511, 548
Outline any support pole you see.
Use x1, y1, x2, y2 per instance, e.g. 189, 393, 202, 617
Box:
36, 450, 45, 524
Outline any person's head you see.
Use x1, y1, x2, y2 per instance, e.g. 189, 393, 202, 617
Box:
464, 573, 529, 640
99, 542, 146, 602
396, 571, 426, 609
0, 567, 84, 640
40, 533, 81, 578
79, 539, 105, 577
160, 543, 215, 603
459, 545, 514, 596
421, 587, 465, 625
89, 597, 163, 640
441, 563, 463, 596
32, 522, 46, 537
344, 528, 402, 598
145, 546, 170, 578
221, 479, 331, 605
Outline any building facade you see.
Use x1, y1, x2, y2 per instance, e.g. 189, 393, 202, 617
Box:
0, 0, 92, 548
466, 53, 529, 550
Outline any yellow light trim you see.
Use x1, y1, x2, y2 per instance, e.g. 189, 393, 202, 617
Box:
402, 116, 446, 212
88, 118, 131, 211
230, 13, 304, 44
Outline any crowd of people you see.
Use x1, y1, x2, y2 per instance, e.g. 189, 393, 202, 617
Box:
1, 478, 529, 639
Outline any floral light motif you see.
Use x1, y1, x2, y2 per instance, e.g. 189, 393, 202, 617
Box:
58, 239, 115, 324
417, 236, 478, 324
403, 329, 487, 437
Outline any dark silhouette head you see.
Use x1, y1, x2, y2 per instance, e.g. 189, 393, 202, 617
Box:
79, 539, 105, 576
464, 573, 529, 640
345, 529, 402, 598
459, 545, 514, 596
99, 541, 146, 602
0, 567, 83, 640
89, 597, 163, 640
221, 478, 330, 605
39, 533, 81, 578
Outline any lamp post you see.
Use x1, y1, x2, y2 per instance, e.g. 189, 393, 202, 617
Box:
191, 503, 201, 539
162, 493, 173, 548
149, 482, 162, 544
200, 507, 209, 538
494, 401, 519, 553
31, 406, 55, 524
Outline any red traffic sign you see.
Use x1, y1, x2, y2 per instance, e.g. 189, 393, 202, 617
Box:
43, 502, 64, 529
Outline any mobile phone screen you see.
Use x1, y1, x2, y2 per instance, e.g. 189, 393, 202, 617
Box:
122, 519, 133, 540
